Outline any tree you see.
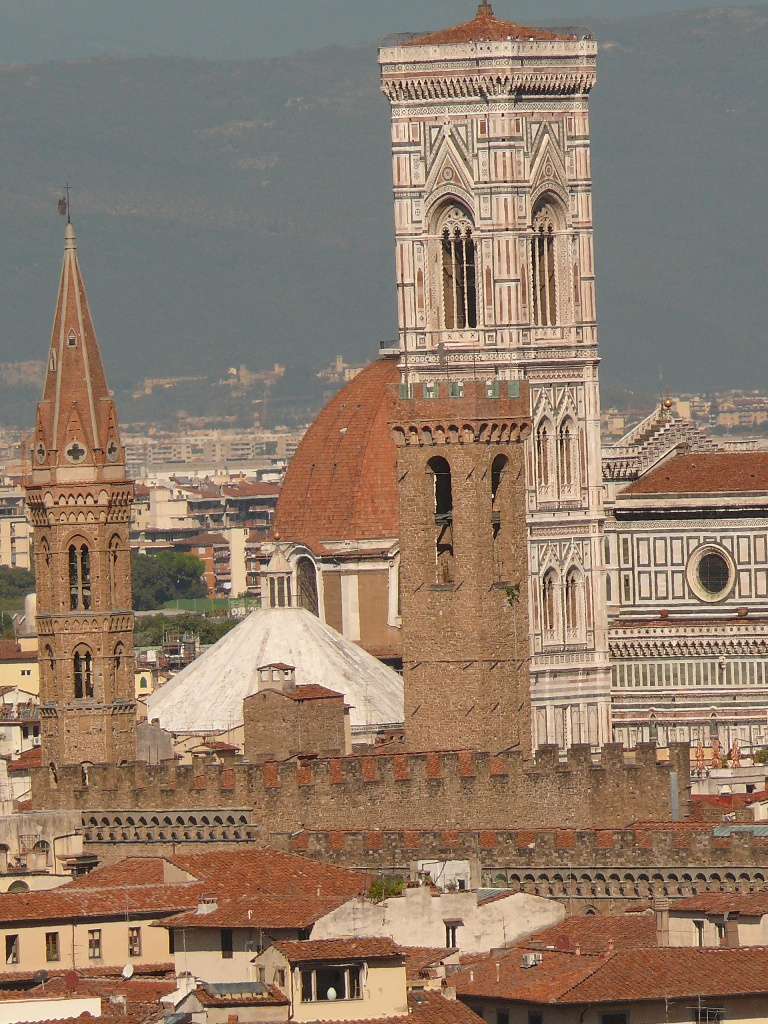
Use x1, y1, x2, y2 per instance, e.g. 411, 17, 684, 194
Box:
134, 611, 238, 648
130, 551, 207, 611
0, 565, 35, 612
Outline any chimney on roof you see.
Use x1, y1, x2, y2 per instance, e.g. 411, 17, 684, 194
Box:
654, 897, 670, 947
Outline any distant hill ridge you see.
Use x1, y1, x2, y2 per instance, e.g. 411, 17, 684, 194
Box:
0, 5, 765, 428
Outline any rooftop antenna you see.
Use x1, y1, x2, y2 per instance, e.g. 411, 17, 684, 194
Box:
58, 183, 72, 225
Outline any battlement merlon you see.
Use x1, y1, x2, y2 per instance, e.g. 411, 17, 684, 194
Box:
30, 742, 691, 829
388, 379, 531, 441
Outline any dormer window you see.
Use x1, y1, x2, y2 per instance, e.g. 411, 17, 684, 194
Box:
67, 330, 77, 348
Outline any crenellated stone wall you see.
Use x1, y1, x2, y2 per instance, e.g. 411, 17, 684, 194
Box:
32, 742, 690, 831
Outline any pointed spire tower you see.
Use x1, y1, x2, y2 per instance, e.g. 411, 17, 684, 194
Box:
27, 223, 137, 769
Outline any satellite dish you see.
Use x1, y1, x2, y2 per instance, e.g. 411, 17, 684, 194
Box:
32, 970, 48, 986
121, 964, 134, 980
64, 971, 79, 991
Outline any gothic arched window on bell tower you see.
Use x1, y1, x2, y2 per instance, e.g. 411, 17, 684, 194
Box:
536, 418, 553, 493
541, 569, 558, 641
73, 645, 93, 699
429, 456, 455, 585
68, 542, 91, 610
531, 198, 563, 327
108, 535, 120, 606
37, 537, 52, 611
558, 417, 579, 495
439, 204, 477, 330
491, 453, 508, 579
565, 567, 583, 640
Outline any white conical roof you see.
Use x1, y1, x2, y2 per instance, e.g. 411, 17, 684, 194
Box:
146, 607, 403, 734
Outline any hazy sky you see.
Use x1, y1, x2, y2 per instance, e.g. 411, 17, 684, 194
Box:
0, 0, 766, 63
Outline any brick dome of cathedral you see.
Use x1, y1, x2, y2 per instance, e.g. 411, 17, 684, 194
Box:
273, 356, 400, 551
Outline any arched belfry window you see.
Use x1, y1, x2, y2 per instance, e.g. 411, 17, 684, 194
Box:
541, 569, 558, 639
439, 205, 477, 330
531, 199, 561, 327
429, 456, 454, 585
108, 535, 120, 606
558, 417, 578, 493
69, 542, 91, 610
38, 537, 52, 610
536, 419, 553, 491
491, 454, 508, 579
73, 645, 93, 699
565, 568, 582, 637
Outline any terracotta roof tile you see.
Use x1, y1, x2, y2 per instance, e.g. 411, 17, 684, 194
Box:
671, 892, 768, 916
313, 990, 482, 1024
403, 947, 458, 983
274, 937, 404, 962
409, 4, 571, 45
620, 451, 768, 497
7, 746, 42, 773
524, 913, 657, 954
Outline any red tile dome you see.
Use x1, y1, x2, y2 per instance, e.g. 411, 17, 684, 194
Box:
274, 356, 400, 551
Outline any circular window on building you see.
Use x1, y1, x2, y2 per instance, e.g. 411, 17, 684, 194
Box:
686, 545, 735, 603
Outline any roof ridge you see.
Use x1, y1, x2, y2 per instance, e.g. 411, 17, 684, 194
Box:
551, 950, 615, 1003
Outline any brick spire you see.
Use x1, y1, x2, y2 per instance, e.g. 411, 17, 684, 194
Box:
32, 222, 124, 482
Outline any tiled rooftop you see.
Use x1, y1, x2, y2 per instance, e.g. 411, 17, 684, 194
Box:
619, 451, 768, 496
671, 892, 768, 916
408, 2, 571, 45
274, 937, 404, 962
454, 945, 768, 1005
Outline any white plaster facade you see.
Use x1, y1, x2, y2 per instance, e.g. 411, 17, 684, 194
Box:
310, 884, 565, 955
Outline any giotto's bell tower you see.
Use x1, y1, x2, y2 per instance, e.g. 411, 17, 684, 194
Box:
379, 3, 611, 748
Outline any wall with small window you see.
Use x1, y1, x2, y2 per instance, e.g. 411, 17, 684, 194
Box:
252, 945, 408, 1023
0, 917, 171, 974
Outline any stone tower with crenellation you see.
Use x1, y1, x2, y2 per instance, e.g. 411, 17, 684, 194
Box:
26, 222, 137, 770
379, 2, 612, 750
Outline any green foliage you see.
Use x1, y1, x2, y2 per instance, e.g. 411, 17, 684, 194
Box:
131, 551, 207, 611
0, 565, 35, 612
753, 748, 768, 765
367, 875, 404, 903
134, 611, 239, 648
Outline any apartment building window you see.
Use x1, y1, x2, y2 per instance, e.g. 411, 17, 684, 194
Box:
445, 920, 462, 947
694, 920, 705, 946
128, 927, 141, 957
221, 928, 233, 959
45, 932, 60, 962
497, 1012, 509, 1024
300, 965, 362, 1002
88, 929, 102, 959
5, 935, 18, 964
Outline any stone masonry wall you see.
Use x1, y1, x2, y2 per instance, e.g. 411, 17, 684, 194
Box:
243, 688, 348, 762
390, 380, 533, 754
